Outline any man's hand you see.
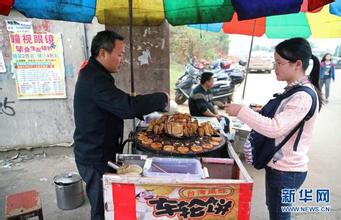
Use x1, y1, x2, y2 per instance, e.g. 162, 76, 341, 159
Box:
203, 110, 217, 118
225, 104, 242, 117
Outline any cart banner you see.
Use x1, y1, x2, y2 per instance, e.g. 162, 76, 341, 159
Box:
111, 183, 252, 220
9, 33, 66, 99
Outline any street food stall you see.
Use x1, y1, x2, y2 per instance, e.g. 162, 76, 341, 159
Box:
103, 113, 253, 220
1, 1, 341, 220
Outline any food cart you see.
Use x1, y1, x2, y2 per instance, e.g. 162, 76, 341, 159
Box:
103, 114, 254, 220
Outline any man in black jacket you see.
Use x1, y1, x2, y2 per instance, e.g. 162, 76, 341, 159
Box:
73, 31, 168, 220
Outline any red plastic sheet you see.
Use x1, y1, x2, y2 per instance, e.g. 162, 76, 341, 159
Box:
238, 183, 253, 220
111, 183, 136, 220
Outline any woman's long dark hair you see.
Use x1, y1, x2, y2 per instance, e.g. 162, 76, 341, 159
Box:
321, 53, 332, 63
275, 38, 323, 111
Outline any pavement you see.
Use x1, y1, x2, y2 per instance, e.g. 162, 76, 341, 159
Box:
0, 147, 90, 220
1, 70, 340, 220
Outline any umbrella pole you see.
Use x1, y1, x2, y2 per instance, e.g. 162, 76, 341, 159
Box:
129, 0, 134, 96
129, 0, 136, 143
82, 24, 89, 59
241, 20, 257, 101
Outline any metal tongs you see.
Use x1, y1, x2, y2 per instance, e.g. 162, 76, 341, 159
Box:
107, 161, 121, 171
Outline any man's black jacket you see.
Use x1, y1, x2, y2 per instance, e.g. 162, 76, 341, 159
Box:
73, 57, 167, 165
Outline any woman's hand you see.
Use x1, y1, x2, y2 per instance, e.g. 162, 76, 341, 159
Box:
215, 114, 223, 120
225, 104, 243, 116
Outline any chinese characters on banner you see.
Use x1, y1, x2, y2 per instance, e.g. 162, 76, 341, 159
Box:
9, 33, 66, 99
125, 184, 241, 219
147, 196, 234, 218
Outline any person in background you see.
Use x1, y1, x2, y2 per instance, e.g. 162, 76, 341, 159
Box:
73, 31, 169, 220
225, 38, 323, 220
320, 53, 335, 102
188, 72, 230, 134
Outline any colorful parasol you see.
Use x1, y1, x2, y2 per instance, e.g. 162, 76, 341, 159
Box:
187, 0, 341, 100
1, 0, 338, 29
189, 1, 341, 39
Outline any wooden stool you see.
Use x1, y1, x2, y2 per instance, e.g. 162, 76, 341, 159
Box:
5, 190, 43, 220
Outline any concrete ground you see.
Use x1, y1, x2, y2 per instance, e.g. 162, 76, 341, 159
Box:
1, 70, 340, 220
0, 147, 91, 220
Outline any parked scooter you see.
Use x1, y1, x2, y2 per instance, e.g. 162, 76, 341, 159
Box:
210, 59, 247, 86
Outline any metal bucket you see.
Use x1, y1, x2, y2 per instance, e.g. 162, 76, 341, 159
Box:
54, 172, 84, 210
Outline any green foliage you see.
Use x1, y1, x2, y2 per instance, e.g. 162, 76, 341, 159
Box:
170, 26, 230, 65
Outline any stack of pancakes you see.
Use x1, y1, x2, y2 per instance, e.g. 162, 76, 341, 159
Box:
147, 113, 217, 138
140, 113, 223, 154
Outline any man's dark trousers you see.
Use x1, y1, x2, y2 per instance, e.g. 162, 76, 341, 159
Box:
76, 162, 111, 220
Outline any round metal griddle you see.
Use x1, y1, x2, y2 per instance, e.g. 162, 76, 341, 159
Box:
132, 128, 227, 157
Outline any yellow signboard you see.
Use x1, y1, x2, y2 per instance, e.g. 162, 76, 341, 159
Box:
9, 33, 66, 99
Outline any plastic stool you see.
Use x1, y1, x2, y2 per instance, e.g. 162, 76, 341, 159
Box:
5, 190, 43, 220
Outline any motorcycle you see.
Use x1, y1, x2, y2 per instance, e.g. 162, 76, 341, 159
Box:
210, 59, 232, 70
174, 63, 235, 106
209, 59, 246, 85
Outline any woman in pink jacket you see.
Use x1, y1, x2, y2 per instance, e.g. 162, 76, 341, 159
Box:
226, 38, 323, 220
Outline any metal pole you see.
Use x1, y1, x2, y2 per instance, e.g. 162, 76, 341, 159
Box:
128, 0, 136, 154
128, 0, 136, 137
82, 24, 89, 59
241, 20, 257, 101
129, 0, 135, 95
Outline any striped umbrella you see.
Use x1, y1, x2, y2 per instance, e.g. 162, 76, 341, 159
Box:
3, 0, 339, 28
189, 1, 341, 39
188, 1, 341, 99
